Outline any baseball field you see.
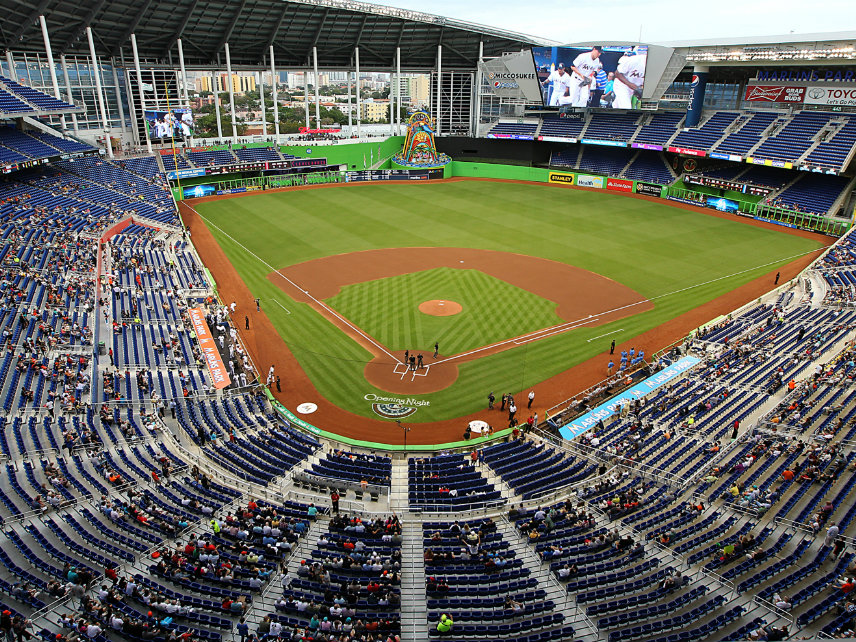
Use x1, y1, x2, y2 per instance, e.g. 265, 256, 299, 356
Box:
183, 178, 827, 433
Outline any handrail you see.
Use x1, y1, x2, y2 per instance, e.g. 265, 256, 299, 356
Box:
544, 363, 652, 420
753, 595, 795, 625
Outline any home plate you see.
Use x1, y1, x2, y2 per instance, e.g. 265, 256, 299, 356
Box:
296, 402, 318, 414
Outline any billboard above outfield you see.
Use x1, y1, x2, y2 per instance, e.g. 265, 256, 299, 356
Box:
479, 43, 682, 108
479, 50, 542, 102
532, 45, 648, 110
144, 108, 195, 140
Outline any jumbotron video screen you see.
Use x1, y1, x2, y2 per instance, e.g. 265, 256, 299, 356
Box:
532, 45, 648, 110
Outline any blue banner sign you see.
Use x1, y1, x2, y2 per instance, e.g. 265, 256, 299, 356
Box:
557, 356, 700, 440
581, 139, 628, 147
167, 168, 206, 180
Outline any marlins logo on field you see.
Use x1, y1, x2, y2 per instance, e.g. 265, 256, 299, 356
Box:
371, 403, 418, 419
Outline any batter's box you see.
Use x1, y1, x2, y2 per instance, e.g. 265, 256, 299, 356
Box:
392, 362, 430, 381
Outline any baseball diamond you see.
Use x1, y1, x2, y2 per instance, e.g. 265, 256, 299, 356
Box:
183, 178, 826, 433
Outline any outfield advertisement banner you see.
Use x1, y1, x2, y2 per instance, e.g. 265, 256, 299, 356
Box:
187, 308, 231, 389
746, 157, 794, 169
548, 172, 575, 185
631, 143, 663, 151
635, 181, 663, 196
606, 178, 633, 192
667, 146, 707, 157
539, 135, 578, 143
557, 356, 700, 439
576, 174, 604, 188
167, 168, 206, 180
709, 152, 744, 162
581, 139, 627, 147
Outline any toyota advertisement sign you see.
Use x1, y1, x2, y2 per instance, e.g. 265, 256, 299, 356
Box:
744, 83, 856, 106
803, 86, 856, 106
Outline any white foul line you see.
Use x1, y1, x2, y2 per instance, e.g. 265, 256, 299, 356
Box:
434, 246, 824, 365
272, 299, 292, 315
186, 204, 399, 362
189, 198, 824, 368
587, 329, 625, 343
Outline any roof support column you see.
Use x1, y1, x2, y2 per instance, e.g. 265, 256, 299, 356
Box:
346, 68, 352, 133
313, 46, 321, 129
258, 71, 266, 140
473, 40, 483, 137
304, 72, 310, 130
177, 38, 193, 146
355, 47, 362, 139
389, 58, 395, 138
224, 42, 237, 142
60, 55, 79, 135
5, 51, 16, 82
131, 33, 151, 153
87, 26, 113, 158
110, 59, 127, 136
436, 44, 442, 135
396, 46, 402, 136
39, 15, 66, 132
269, 46, 280, 145
212, 70, 223, 140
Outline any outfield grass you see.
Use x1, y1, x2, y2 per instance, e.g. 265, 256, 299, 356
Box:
325, 267, 563, 355
192, 180, 824, 423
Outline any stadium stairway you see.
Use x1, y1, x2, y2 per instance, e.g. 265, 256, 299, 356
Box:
390, 458, 410, 512
399, 520, 429, 641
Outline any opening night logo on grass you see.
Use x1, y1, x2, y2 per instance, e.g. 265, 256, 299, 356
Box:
365, 393, 430, 419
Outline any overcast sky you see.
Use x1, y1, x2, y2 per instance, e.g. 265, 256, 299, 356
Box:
364, 0, 856, 44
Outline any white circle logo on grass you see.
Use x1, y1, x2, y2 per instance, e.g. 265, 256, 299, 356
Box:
296, 402, 318, 414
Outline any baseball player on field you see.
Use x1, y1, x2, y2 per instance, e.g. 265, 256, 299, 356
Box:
570, 46, 603, 107
541, 63, 573, 106
613, 47, 647, 109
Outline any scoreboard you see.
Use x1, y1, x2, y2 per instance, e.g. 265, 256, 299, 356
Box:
685, 174, 773, 196
346, 168, 444, 182
166, 157, 327, 180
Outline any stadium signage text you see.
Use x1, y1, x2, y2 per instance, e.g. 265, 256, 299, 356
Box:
548, 172, 575, 185
487, 72, 536, 79
635, 182, 663, 197
539, 136, 578, 143
631, 143, 663, 151
667, 146, 707, 157
581, 139, 627, 147
804, 87, 856, 106
744, 85, 806, 103
709, 152, 743, 162
745, 157, 794, 169
557, 356, 700, 439
756, 69, 856, 82
187, 307, 231, 389
606, 178, 633, 192
576, 174, 604, 189
486, 133, 534, 140
364, 393, 430, 407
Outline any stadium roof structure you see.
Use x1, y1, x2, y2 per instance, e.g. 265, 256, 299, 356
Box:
0, 0, 553, 70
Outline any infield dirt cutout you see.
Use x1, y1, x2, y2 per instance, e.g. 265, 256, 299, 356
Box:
419, 299, 463, 317
265, 247, 654, 394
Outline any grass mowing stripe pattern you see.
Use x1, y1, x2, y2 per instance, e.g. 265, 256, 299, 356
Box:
195, 181, 824, 423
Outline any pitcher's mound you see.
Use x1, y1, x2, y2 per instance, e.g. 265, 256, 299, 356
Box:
418, 300, 463, 317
